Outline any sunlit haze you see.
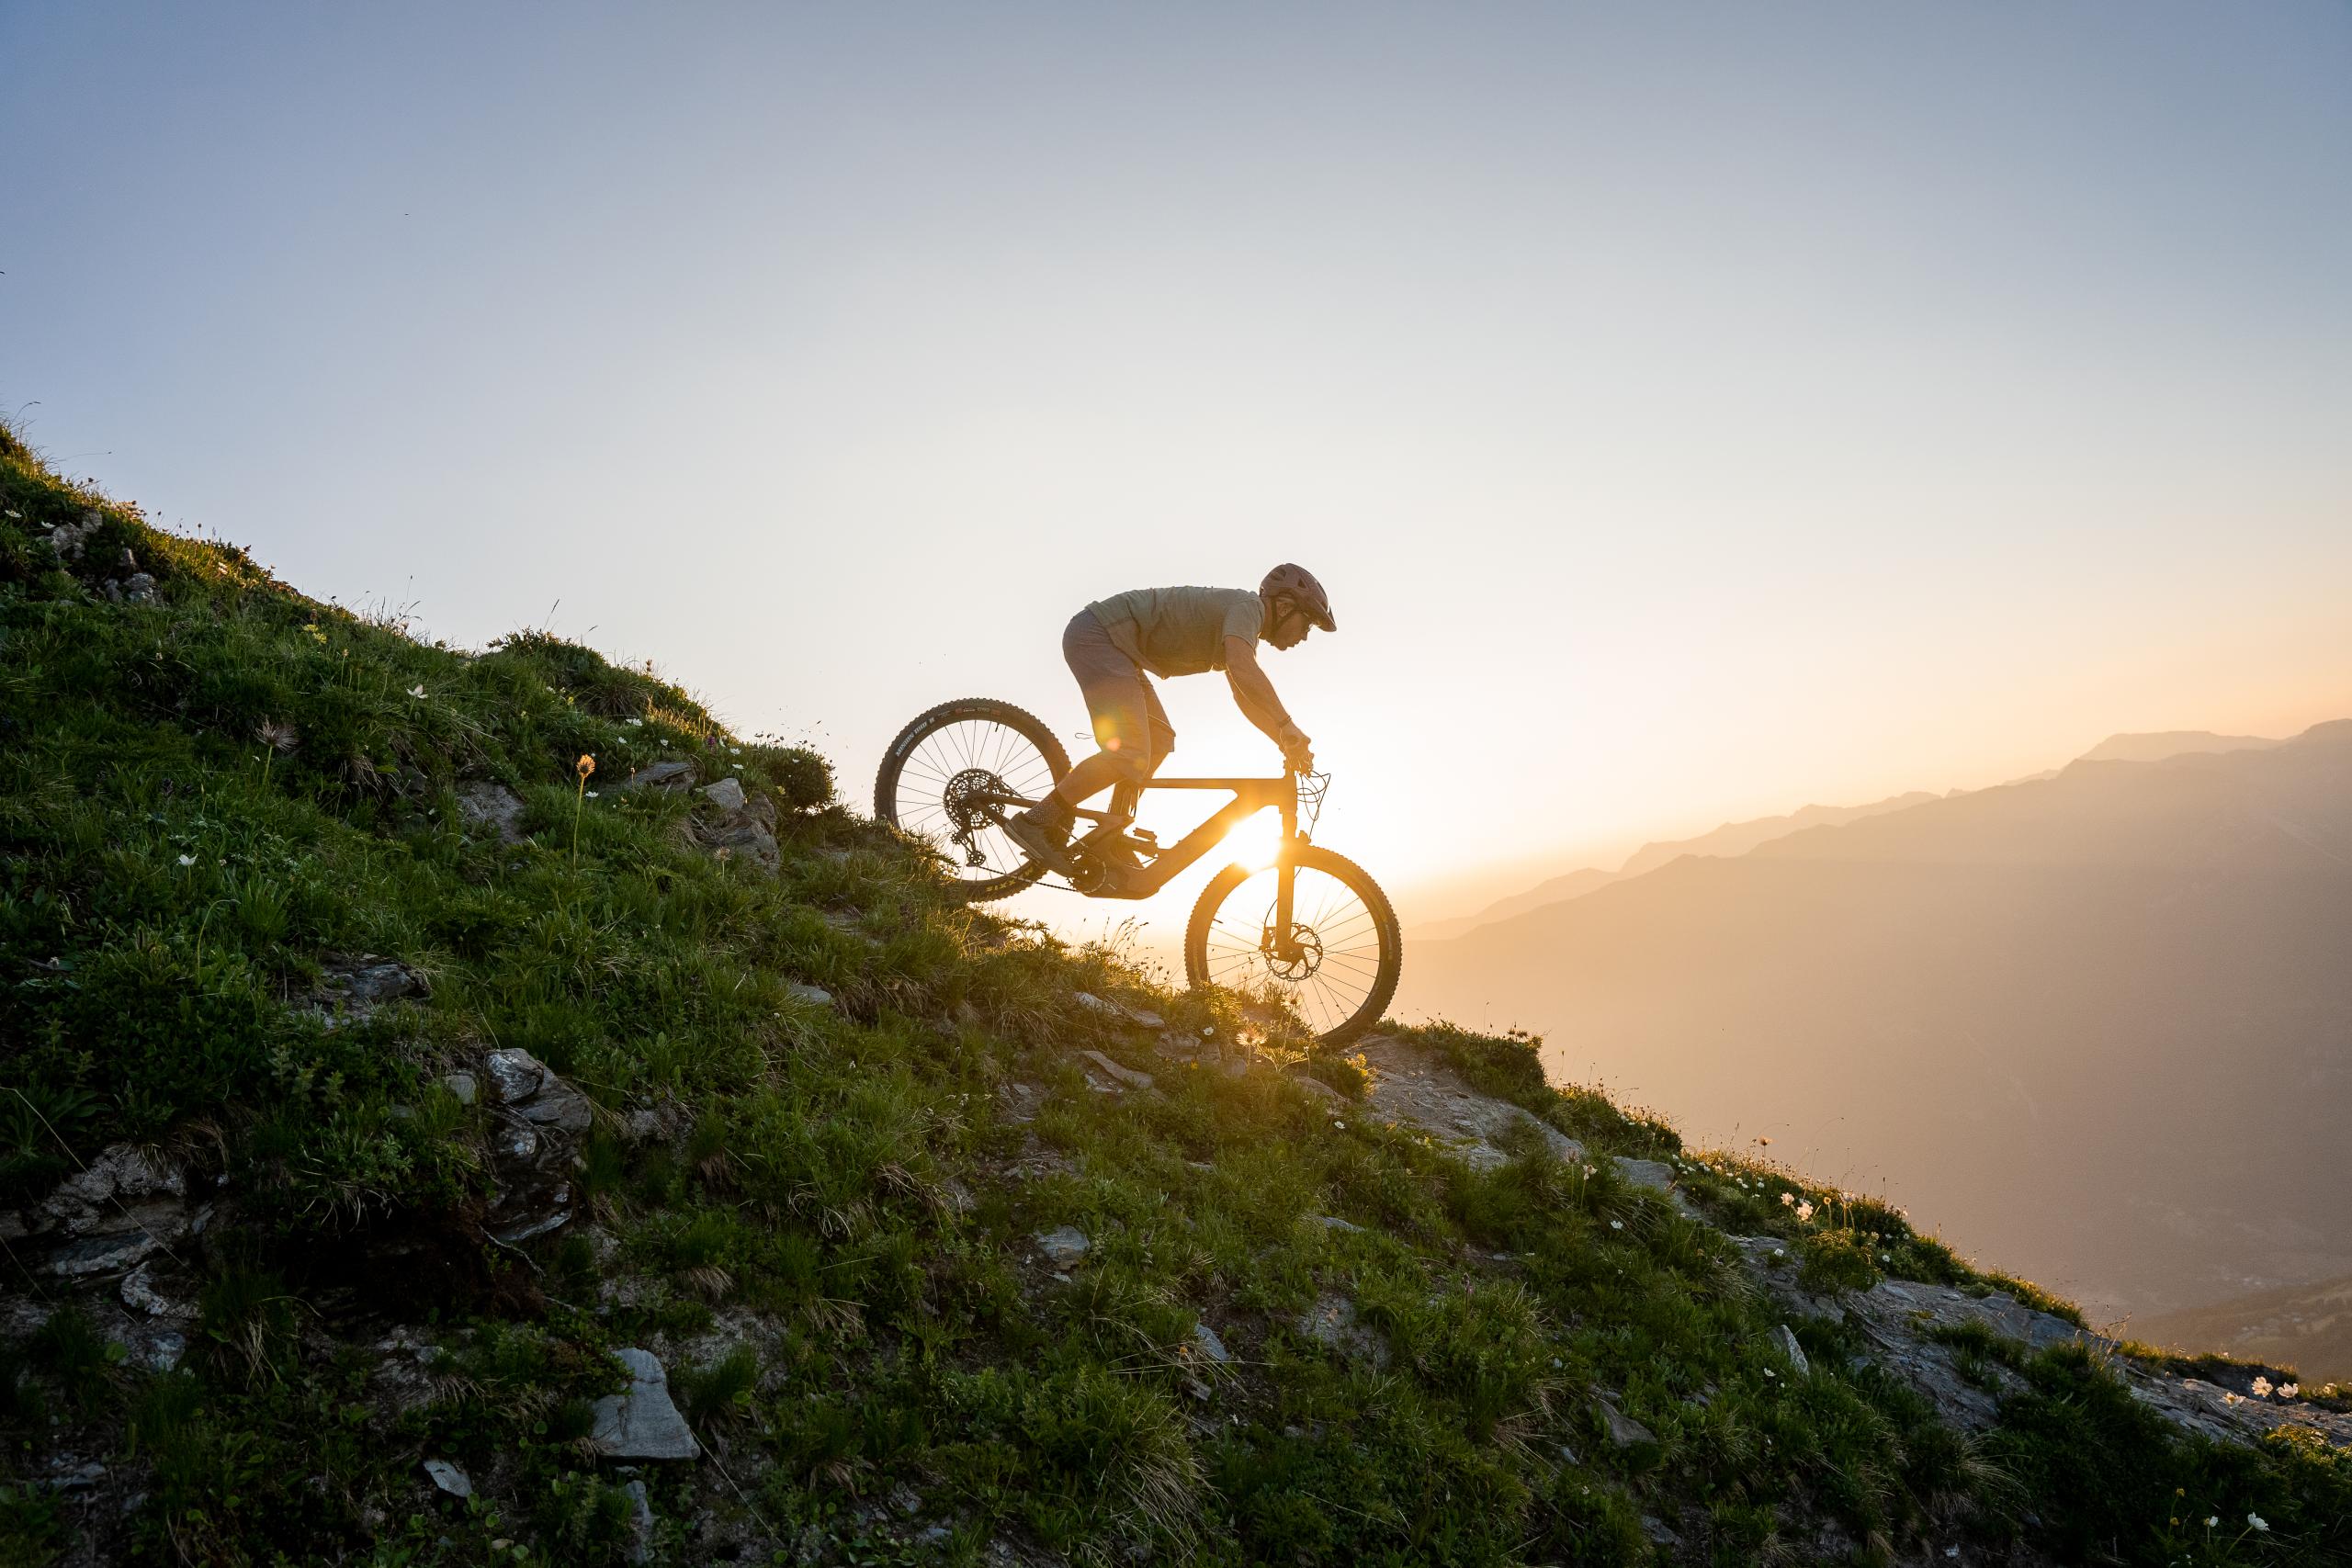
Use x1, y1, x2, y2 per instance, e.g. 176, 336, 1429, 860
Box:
6, 3, 2347, 953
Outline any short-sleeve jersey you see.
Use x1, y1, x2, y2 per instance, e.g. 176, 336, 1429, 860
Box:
1084, 586, 1264, 678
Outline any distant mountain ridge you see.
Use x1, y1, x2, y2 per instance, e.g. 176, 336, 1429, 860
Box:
1399, 720, 2352, 1325
1412, 729, 2296, 942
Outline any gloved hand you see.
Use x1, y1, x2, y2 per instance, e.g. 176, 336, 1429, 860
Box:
1277, 722, 1316, 773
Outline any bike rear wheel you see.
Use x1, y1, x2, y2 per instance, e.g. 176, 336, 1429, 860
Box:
875, 698, 1071, 901
1184, 844, 1402, 1046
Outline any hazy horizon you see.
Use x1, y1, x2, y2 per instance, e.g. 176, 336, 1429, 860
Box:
6, 2, 2349, 946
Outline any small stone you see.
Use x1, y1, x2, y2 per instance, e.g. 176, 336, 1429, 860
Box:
424, 1458, 473, 1498
888, 1482, 922, 1517
1190, 1323, 1232, 1364
120, 1260, 192, 1319
1308, 1214, 1364, 1235
1295, 1293, 1389, 1366
442, 1071, 479, 1107
589, 1348, 700, 1461
1073, 992, 1165, 1030
1775, 1324, 1812, 1379
701, 776, 748, 811
1641, 1514, 1680, 1547
1598, 1400, 1657, 1449
786, 983, 833, 1008
623, 1108, 665, 1143
1079, 1050, 1155, 1091
45, 1461, 106, 1493
621, 1478, 654, 1563
1035, 1226, 1091, 1268
617, 761, 698, 794
1294, 1075, 1347, 1104
145, 1331, 186, 1372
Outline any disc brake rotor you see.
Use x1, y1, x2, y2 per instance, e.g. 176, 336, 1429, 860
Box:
1260, 921, 1326, 981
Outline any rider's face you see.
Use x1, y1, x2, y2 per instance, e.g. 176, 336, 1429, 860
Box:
1267, 597, 1311, 650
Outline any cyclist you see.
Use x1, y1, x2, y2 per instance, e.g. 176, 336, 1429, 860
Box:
1005, 564, 1334, 870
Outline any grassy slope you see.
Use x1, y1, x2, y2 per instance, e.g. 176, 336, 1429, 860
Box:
0, 429, 2346, 1566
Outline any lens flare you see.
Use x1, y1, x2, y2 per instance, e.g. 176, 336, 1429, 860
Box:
1221, 807, 1283, 870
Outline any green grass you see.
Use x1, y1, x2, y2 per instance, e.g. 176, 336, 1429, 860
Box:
4, 423, 2348, 1564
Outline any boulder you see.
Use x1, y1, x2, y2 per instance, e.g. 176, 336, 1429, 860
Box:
589, 1348, 700, 1461
701, 776, 747, 811
1613, 1157, 1678, 1193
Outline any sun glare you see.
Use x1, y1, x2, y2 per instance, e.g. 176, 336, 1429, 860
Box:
1221, 807, 1283, 870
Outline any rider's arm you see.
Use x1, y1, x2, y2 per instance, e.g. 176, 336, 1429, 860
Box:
1225, 637, 1313, 768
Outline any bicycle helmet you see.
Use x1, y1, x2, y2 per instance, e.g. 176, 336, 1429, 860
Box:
1261, 563, 1337, 632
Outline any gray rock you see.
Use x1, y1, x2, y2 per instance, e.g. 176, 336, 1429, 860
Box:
442, 1071, 479, 1107
424, 1458, 473, 1498
39, 1144, 186, 1236
1078, 1050, 1155, 1092
1073, 992, 1165, 1030
43, 1461, 106, 1493
1293, 1075, 1348, 1105
1189, 1322, 1232, 1364
623, 1108, 667, 1143
144, 1331, 186, 1372
1035, 1226, 1091, 1268
1295, 1293, 1389, 1367
454, 781, 527, 843
1595, 1395, 1656, 1448
1308, 1214, 1364, 1235
1774, 1324, 1812, 1379
483, 1047, 550, 1104
50, 1229, 162, 1277
120, 572, 160, 604
120, 1260, 193, 1319
322, 956, 427, 1008
617, 761, 698, 794
701, 776, 748, 811
622, 1477, 655, 1563
481, 1049, 596, 1242
1349, 1034, 1585, 1170
589, 1348, 701, 1461
786, 983, 834, 1008
1640, 1514, 1680, 1547
1613, 1157, 1678, 1193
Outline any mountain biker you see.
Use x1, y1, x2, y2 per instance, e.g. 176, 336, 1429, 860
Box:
1004, 564, 1335, 870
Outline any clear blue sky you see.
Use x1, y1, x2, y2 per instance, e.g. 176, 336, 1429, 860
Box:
6, 3, 2348, 934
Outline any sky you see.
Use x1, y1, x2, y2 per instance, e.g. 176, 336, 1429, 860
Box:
6, 2, 2349, 947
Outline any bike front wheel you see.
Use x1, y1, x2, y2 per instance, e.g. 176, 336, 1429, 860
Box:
1184, 844, 1402, 1046
876, 697, 1071, 901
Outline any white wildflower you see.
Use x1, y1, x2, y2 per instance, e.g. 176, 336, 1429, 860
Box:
2248, 1513, 2267, 1532
175, 853, 196, 867
1780, 1192, 1795, 1207
2252, 1376, 2272, 1397
1945, 1549, 1959, 1560
1795, 1201, 1815, 1222
1333, 1120, 1345, 1130
407, 684, 425, 698
1609, 1220, 1624, 1231
2205, 1517, 2217, 1527
2281, 1382, 2300, 1398
625, 717, 643, 726
585, 790, 599, 799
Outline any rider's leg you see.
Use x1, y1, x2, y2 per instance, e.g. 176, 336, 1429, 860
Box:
1009, 612, 1155, 863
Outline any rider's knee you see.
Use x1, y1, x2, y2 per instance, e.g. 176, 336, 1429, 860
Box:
1102, 742, 1154, 786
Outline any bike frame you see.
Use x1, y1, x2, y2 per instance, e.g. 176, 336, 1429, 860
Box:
978, 772, 1307, 948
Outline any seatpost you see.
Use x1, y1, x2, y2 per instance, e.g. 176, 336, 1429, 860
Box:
1107, 780, 1143, 826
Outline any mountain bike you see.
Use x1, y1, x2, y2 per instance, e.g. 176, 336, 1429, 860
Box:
876, 697, 1402, 1044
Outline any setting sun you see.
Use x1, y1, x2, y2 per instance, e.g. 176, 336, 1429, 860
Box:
1219, 806, 1283, 870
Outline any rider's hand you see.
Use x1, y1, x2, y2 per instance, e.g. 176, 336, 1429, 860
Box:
1278, 722, 1315, 773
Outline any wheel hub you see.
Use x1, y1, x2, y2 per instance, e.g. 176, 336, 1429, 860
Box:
1261, 922, 1325, 981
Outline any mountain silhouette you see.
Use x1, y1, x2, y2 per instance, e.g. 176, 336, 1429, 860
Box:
1400, 722, 2352, 1323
